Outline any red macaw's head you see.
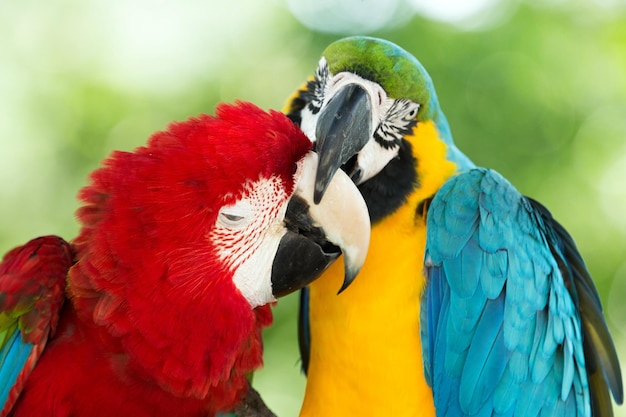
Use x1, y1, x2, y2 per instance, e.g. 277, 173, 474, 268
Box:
67, 102, 369, 409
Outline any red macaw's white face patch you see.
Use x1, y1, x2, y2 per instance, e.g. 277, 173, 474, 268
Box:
210, 171, 295, 308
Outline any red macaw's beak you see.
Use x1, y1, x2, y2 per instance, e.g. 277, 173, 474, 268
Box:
271, 152, 370, 296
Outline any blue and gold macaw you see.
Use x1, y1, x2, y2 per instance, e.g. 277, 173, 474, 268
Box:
284, 36, 623, 417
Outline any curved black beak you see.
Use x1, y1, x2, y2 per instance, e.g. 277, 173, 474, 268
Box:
271, 152, 370, 296
314, 83, 372, 204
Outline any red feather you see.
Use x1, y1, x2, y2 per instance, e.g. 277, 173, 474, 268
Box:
4, 102, 312, 416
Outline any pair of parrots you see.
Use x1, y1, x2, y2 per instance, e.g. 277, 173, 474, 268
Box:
1, 36, 622, 417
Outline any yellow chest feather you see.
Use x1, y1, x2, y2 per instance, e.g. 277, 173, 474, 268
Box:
299, 204, 434, 417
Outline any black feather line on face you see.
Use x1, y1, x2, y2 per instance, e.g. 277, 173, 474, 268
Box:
373, 130, 402, 151
286, 61, 330, 123
373, 99, 419, 150
304, 60, 329, 115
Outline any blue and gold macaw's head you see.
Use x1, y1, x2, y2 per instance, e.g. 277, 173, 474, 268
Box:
285, 36, 473, 223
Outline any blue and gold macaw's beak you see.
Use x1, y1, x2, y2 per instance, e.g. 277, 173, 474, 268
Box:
313, 83, 372, 204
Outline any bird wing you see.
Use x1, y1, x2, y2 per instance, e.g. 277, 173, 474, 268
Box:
422, 168, 622, 417
0, 236, 73, 416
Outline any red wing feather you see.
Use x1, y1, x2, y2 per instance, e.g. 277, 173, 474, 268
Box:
0, 236, 74, 415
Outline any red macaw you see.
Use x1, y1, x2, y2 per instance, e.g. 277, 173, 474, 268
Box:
0, 101, 370, 417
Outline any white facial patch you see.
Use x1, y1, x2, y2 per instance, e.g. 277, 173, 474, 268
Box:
228, 225, 286, 308
357, 140, 403, 184
210, 175, 291, 308
299, 108, 319, 145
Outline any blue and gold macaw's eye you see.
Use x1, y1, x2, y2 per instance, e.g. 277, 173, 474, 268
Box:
305, 57, 330, 115
374, 99, 420, 150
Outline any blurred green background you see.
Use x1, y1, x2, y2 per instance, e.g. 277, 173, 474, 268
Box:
1, 0, 625, 415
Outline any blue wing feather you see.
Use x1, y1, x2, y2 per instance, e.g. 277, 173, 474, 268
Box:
459, 292, 508, 414
0, 332, 33, 407
422, 168, 622, 417
422, 259, 444, 387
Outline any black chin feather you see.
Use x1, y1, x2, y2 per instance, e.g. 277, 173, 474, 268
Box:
358, 138, 418, 224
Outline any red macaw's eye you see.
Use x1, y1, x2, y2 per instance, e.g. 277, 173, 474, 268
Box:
220, 213, 244, 223
217, 200, 254, 229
